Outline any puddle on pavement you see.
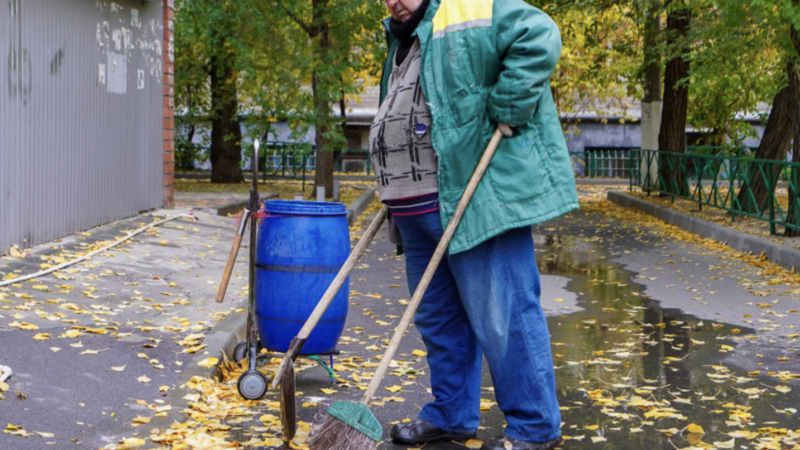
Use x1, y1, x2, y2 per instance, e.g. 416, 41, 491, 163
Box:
529, 230, 800, 449
161, 222, 799, 450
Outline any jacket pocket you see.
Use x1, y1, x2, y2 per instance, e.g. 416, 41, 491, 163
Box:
444, 38, 484, 127
488, 124, 553, 201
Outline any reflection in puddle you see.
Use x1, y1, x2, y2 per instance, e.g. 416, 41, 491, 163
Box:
536, 232, 799, 449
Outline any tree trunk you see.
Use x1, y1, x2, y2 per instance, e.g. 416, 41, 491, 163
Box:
181, 123, 196, 171
312, 0, 334, 198
658, 0, 691, 196
640, 0, 662, 189
209, 52, 244, 184
784, 9, 800, 236
313, 74, 335, 197
736, 85, 794, 215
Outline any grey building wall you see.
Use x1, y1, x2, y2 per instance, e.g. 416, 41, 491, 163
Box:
564, 122, 642, 153
563, 122, 767, 153
1, 0, 164, 252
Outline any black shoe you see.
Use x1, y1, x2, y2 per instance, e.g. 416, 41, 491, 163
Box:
390, 417, 477, 445
482, 436, 563, 450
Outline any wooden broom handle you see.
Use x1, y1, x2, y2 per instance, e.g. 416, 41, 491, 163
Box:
216, 210, 250, 303
216, 235, 243, 303
362, 129, 503, 404
272, 205, 389, 388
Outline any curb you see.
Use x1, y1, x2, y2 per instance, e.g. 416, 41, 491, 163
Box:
347, 187, 376, 226
177, 172, 634, 185
147, 310, 247, 434
607, 190, 800, 273
576, 178, 632, 185
176, 173, 371, 182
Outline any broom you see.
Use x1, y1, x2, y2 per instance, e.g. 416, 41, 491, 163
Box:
309, 128, 504, 450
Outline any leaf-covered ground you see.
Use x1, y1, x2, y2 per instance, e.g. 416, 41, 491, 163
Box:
626, 185, 800, 249
175, 179, 366, 206
3, 186, 799, 450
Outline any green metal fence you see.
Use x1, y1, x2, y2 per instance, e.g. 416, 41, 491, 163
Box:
260, 141, 314, 181
258, 142, 373, 182
631, 149, 800, 235
585, 148, 635, 178
335, 149, 372, 175
577, 146, 759, 179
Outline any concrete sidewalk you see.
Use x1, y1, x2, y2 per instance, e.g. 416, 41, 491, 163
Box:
0, 207, 251, 449
608, 190, 800, 273
173, 191, 278, 216
0, 185, 379, 449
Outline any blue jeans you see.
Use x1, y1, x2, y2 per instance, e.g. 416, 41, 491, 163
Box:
393, 211, 561, 443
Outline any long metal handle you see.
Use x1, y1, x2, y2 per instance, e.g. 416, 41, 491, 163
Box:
272, 205, 389, 389
361, 129, 503, 404
246, 141, 261, 366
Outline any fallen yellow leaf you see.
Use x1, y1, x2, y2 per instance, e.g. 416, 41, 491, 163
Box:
687, 423, 704, 434
465, 439, 483, 449
64, 330, 82, 338
197, 357, 218, 368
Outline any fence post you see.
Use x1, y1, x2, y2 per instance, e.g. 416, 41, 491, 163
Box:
333, 179, 340, 202
281, 146, 287, 177
697, 155, 702, 212
629, 151, 634, 192
729, 157, 736, 223
768, 165, 776, 235
302, 155, 307, 193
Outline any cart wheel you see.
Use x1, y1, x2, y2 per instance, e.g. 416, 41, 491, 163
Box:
238, 370, 268, 400
233, 342, 247, 364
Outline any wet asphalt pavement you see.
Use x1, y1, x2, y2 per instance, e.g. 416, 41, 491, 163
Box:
0, 211, 252, 449
222, 202, 800, 449
2, 194, 799, 449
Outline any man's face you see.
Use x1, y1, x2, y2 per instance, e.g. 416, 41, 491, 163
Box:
385, 0, 423, 22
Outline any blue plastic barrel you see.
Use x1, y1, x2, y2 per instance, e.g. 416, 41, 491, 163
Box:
255, 200, 350, 355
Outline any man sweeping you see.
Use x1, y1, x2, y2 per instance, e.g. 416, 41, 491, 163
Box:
369, 0, 578, 449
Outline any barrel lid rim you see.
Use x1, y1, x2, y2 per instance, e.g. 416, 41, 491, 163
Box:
264, 199, 347, 216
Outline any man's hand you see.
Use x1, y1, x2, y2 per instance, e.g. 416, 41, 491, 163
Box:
498, 123, 515, 137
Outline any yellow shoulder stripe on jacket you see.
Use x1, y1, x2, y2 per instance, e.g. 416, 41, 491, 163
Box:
432, 0, 493, 39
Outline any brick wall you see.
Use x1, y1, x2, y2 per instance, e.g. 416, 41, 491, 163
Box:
163, 0, 175, 207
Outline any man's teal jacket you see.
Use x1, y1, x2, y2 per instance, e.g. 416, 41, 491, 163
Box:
379, 0, 579, 254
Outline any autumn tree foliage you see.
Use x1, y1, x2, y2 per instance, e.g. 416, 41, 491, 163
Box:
273, 0, 386, 197
174, 0, 385, 187
175, 0, 798, 206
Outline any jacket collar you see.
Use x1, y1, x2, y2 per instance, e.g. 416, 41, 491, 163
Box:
381, 0, 440, 41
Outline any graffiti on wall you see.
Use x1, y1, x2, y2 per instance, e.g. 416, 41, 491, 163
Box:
7, 0, 31, 105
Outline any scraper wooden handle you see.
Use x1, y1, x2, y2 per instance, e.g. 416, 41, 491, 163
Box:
361, 128, 503, 404
216, 209, 250, 303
